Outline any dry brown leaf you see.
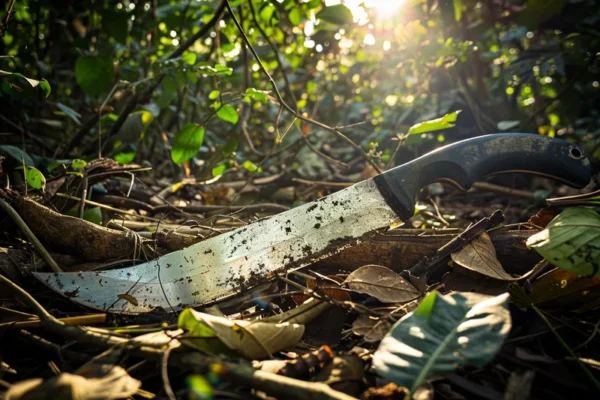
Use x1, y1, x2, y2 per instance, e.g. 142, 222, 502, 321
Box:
352, 314, 391, 343
451, 233, 516, 281
343, 265, 420, 303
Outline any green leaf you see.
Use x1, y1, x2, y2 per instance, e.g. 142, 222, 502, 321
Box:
242, 160, 258, 172
316, 4, 354, 25
48, 160, 68, 173
208, 90, 220, 100
216, 104, 239, 125
75, 55, 115, 97
162, 75, 178, 94
212, 162, 228, 177
526, 207, 600, 276
38, 79, 51, 98
244, 88, 270, 103
25, 166, 46, 190
71, 159, 87, 169
373, 292, 511, 392
114, 151, 136, 164
0, 70, 51, 98
171, 124, 205, 164
66, 206, 103, 225
408, 110, 461, 135
214, 64, 232, 75
83, 207, 103, 225
181, 52, 197, 65
0, 145, 34, 166
288, 7, 301, 25
57, 103, 81, 124
259, 2, 280, 26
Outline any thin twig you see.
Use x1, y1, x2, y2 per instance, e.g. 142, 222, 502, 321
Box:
0, 0, 16, 38
100, 1, 227, 153
224, 0, 381, 173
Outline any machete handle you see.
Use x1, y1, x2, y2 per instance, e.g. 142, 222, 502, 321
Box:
373, 133, 591, 220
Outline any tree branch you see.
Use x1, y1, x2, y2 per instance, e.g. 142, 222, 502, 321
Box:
225, 0, 382, 173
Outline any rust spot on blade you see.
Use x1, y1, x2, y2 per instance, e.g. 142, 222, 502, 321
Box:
64, 288, 80, 298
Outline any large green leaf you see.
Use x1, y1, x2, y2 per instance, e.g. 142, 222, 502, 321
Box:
75, 55, 115, 97
0, 145, 34, 166
216, 104, 239, 125
373, 291, 511, 392
408, 110, 461, 135
0, 69, 51, 98
526, 207, 600, 276
20, 166, 46, 190
288, 7, 302, 25
316, 4, 354, 25
171, 123, 205, 164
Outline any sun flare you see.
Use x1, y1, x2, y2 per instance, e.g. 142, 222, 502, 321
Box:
365, 0, 405, 16
325, 0, 406, 23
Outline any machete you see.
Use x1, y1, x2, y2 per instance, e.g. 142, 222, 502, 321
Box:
34, 134, 591, 313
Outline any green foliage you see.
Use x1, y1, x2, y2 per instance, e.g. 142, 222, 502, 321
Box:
18, 166, 46, 190
1, 0, 598, 180
71, 159, 87, 169
0, 70, 50, 98
0, 145, 34, 166
527, 208, 600, 276
244, 88, 270, 103
171, 124, 205, 164
216, 104, 239, 125
373, 292, 511, 392
408, 111, 461, 135
114, 151, 137, 165
66, 207, 103, 225
316, 4, 354, 25
75, 55, 115, 97
57, 103, 81, 124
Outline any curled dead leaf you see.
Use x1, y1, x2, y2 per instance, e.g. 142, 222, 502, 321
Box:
451, 233, 517, 281
343, 265, 420, 303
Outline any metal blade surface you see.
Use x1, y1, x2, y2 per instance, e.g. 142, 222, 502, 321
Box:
34, 179, 399, 312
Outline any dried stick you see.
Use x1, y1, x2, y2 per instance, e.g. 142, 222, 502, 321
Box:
0, 196, 62, 272
408, 209, 505, 277
0, 273, 357, 400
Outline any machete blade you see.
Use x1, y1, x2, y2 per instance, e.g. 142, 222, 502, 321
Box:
34, 179, 398, 312
33, 133, 592, 313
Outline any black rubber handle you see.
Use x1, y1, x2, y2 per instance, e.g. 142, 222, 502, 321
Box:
373, 133, 591, 220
